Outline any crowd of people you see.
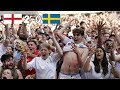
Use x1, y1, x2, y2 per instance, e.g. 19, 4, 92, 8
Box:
0, 11, 120, 79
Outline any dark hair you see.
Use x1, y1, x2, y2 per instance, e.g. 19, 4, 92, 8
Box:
73, 28, 84, 36
8, 45, 14, 51
104, 39, 112, 44
19, 34, 27, 41
1, 54, 13, 62
109, 34, 115, 38
91, 30, 97, 33
27, 39, 38, 49
93, 46, 108, 76
80, 21, 85, 26
27, 39, 38, 46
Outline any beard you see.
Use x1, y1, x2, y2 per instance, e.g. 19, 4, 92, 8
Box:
5, 64, 15, 69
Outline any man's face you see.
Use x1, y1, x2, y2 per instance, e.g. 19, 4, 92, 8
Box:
28, 41, 37, 51
105, 40, 114, 53
4, 57, 15, 69
104, 34, 110, 41
91, 31, 97, 39
73, 33, 82, 44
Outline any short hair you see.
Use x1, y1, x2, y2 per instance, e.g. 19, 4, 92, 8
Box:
8, 45, 14, 51
39, 42, 51, 50
91, 30, 97, 33
104, 39, 112, 44
109, 34, 115, 38
80, 21, 85, 26
27, 39, 38, 46
73, 28, 84, 36
104, 33, 110, 36
1, 54, 13, 62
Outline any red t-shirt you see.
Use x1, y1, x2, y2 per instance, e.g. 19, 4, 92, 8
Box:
26, 50, 40, 76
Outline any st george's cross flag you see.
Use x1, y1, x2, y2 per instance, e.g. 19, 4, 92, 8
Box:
3, 14, 22, 24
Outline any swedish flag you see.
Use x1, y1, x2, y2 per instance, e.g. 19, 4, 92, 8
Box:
42, 14, 60, 24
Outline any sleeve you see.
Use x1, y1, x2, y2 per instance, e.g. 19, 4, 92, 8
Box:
62, 36, 73, 45
27, 57, 36, 70
51, 53, 61, 63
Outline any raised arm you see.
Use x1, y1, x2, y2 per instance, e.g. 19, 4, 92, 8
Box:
49, 30, 63, 56
96, 20, 106, 47
71, 44, 83, 68
4, 24, 10, 39
83, 56, 92, 72
109, 54, 120, 78
81, 48, 89, 65
113, 27, 120, 45
110, 48, 120, 61
57, 19, 74, 41
22, 53, 28, 70
11, 24, 18, 39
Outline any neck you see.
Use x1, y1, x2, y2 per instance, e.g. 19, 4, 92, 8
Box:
98, 59, 102, 64
75, 40, 82, 44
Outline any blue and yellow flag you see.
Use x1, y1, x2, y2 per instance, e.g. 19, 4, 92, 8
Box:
42, 14, 60, 24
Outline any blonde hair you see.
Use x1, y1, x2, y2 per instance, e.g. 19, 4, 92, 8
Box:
39, 42, 51, 50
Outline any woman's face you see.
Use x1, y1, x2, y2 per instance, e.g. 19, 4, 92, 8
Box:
2, 69, 13, 79
96, 48, 104, 60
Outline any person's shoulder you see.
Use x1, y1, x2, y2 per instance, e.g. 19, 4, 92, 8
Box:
34, 57, 41, 60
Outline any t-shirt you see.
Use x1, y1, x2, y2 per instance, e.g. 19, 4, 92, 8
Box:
27, 53, 60, 79
26, 50, 39, 76
89, 61, 112, 79
62, 37, 87, 52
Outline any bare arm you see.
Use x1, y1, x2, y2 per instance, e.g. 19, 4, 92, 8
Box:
57, 19, 74, 41
22, 53, 29, 70
16, 69, 23, 79
71, 44, 83, 68
110, 49, 120, 61
4, 24, 10, 39
11, 24, 18, 38
50, 31, 63, 56
114, 28, 120, 45
81, 48, 89, 64
109, 56, 120, 78
96, 20, 105, 47
83, 56, 92, 72
111, 66, 120, 78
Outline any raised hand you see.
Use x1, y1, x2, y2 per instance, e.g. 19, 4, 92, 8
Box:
71, 43, 80, 54
96, 19, 106, 30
